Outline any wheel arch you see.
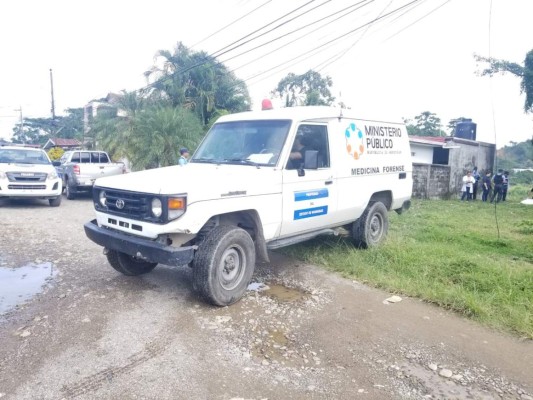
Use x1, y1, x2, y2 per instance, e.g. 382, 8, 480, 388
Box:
368, 190, 392, 210
197, 210, 269, 263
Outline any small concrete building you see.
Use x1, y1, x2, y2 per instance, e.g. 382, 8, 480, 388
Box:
410, 136, 495, 199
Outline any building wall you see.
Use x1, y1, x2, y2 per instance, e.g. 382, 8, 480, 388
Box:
448, 140, 495, 195
412, 163, 451, 199
410, 144, 434, 164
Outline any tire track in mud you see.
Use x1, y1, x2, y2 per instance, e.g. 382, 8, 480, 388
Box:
60, 314, 190, 398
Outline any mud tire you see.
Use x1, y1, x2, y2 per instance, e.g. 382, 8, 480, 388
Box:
193, 225, 255, 306
352, 201, 389, 248
49, 196, 62, 207
65, 178, 76, 200
106, 249, 157, 276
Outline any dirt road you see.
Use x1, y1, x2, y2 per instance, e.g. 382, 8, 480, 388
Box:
0, 196, 532, 400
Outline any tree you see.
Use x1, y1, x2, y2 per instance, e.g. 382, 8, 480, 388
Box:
127, 106, 204, 170
447, 117, 470, 135
11, 108, 84, 145
272, 70, 335, 107
145, 42, 250, 126
404, 111, 446, 137
475, 49, 533, 113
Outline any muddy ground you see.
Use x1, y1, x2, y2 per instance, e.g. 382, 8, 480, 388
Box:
0, 195, 532, 400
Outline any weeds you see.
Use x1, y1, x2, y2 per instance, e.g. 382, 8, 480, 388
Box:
281, 188, 533, 338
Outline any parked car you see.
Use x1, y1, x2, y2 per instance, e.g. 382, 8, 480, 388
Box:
56, 151, 126, 199
0, 146, 62, 206
84, 105, 413, 306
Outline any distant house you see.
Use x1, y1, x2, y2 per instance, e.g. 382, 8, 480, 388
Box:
43, 137, 82, 151
409, 135, 495, 199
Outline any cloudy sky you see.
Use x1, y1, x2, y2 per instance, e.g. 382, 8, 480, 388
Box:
0, 0, 531, 147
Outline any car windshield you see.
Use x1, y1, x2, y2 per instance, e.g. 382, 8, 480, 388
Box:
192, 119, 292, 166
0, 148, 51, 165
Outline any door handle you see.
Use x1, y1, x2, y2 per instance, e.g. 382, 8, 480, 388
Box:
325, 180, 333, 185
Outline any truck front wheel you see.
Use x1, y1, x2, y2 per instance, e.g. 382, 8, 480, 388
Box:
352, 201, 389, 248
105, 249, 158, 276
193, 225, 255, 306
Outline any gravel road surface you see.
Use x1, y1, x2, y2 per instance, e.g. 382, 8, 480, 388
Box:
0, 195, 531, 400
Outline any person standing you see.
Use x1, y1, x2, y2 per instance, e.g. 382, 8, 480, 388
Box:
461, 171, 476, 201
472, 166, 480, 200
178, 148, 189, 166
490, 169, 504, 203
502, 171, 510, 201
481, 171, 492, 202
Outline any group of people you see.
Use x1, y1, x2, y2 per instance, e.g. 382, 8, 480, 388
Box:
461, 167, 509, 203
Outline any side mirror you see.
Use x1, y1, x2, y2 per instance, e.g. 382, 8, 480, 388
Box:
297, 150, 319, 177
52, 161, 61, 167
303, 150, 318, 170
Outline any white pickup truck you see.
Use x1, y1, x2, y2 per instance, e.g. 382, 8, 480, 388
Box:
57, 150, 125, 199
0, 146, 62, 206
84, 106, 412, 306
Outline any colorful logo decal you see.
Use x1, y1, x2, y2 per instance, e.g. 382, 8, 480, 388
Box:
345, 123, 365, 160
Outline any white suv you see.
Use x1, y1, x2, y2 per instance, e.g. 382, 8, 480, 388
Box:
0, 146, 62, 206
85, 106, 412, 305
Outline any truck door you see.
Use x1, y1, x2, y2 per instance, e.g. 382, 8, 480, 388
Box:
280, 124, 338, 237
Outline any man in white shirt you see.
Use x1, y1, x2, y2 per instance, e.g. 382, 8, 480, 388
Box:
461, 171, 476, 201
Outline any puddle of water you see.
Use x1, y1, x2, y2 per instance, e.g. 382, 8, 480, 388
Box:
264, 283, 307, 303
0, 262, 57, 314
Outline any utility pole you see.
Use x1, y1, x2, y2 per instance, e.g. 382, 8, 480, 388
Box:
14, 106, 24, 144
50, 68, 56, 120
49, 68, 57, 138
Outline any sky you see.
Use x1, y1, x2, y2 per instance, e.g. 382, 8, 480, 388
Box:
0, 0, 532, 148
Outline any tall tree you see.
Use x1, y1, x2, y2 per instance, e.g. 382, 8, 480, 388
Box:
11, 108, 83, 145
127, 106, 204, 170
272, 70, 335, 107
145, 42, 250, 126
475, 49, 533, 113
404, 111, 446, 137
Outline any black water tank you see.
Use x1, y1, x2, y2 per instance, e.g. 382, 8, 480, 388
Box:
455, 120, 477, 140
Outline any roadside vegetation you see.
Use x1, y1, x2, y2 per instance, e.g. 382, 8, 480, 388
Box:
281, 185, 533, 338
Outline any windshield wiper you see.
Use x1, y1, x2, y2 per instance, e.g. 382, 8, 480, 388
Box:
191, 158, 220, 164
223, 158, 260, 167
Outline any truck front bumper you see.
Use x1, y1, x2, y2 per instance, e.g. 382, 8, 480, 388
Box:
84, 219, 195, 266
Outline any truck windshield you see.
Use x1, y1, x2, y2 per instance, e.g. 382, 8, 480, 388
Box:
0, 148, 51, 165
192, 120, 291, 166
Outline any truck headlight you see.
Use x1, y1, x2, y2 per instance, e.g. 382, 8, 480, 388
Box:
167, 196, 186, 220
48, 170, 58, 180
151, 198, 163, 218
0, 172, 5, 179
99, 190, 107, 207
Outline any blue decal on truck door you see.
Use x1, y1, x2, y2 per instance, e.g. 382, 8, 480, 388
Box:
294, 188, 328, 201
294, 206, 328, 220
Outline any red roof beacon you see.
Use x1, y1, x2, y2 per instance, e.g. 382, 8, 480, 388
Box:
261, 98, 273, 110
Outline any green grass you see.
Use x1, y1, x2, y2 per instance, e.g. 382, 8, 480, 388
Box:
281, 185, 533, 338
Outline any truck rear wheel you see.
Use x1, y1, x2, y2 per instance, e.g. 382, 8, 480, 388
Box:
65, 178, 76, 200
352, 201, 389, 248
193, 225, 255, 306
105, 249, 158, 276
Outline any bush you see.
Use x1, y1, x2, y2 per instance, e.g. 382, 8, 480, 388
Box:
47, 147, 64, 161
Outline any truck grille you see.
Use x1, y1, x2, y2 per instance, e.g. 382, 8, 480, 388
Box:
8, 184, 46, 190
100, 189, 152, 220
7, 172, 47, 182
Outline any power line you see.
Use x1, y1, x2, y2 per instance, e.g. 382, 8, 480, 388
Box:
190, 0, 273, 49
221, 0, 374, 67
383, 0, 453, 42
241, 0, 422, 86
210, 0, 320, 58
314, 0, 393, 73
